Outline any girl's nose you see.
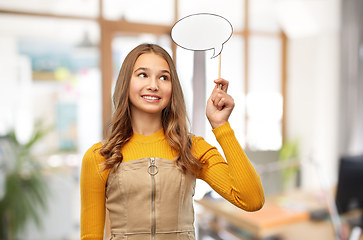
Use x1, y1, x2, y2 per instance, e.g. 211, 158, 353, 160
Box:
147, 77, 159, 91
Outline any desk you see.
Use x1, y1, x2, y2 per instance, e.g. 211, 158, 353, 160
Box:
195, 189, 362, 240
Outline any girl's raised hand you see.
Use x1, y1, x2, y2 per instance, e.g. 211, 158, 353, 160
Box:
206, 78, 235, 129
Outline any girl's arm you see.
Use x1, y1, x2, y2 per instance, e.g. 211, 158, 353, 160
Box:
80, 144, 108, 240
195, 123, 265, 211
195, 78, 265, 211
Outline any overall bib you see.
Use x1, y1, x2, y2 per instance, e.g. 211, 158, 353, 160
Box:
106, 157, 196, 240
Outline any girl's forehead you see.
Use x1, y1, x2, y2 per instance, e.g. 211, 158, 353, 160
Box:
133, 53, 170, 69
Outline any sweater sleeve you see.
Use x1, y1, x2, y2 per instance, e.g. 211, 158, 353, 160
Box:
194, 122, 265, 212
80, 144, 108, 240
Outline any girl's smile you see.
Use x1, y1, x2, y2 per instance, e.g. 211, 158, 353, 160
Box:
128, 53, 172, 118
142, 94, 161, 101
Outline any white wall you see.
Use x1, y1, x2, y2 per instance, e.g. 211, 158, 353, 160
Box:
284, 0, 341, 189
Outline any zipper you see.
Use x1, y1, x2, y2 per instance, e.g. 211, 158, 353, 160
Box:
148, 157, 158, 240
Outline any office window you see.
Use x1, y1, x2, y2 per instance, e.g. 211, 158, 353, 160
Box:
249, 0, 280, 32
176, 46, 194, 122
0, 14, 102, 155
247, 36, 283, 150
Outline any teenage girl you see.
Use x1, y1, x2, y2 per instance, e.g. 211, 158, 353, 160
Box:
80, 43, 265, 240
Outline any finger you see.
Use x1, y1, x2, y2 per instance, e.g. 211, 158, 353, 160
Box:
216, 98, 225, 111
209, 84, 232, 108
209, 84, 220, 102
223, 95, 235, 109
214, 78, 228, 92
211, 90, 224, 106
214, 78, 229, 92
208, 86, 217, 103
216, 94, 235, 109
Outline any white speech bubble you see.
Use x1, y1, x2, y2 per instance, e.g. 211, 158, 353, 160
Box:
171, 13, 233, 59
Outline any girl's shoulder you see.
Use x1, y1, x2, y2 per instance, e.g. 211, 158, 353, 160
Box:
191, 122, 233, 146
83, 142, 106, 166
82, 142, 110, 182
191, 135, 216, 156
191, 122, 234, 158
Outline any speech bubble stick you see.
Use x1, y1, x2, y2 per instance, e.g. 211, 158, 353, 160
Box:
218, 53, 221, 78
218, 54, 222, 89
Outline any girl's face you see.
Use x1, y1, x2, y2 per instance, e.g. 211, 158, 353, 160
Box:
128, 53, 172, 117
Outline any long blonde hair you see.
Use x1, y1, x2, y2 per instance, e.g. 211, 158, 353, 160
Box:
99, 43, 203, 175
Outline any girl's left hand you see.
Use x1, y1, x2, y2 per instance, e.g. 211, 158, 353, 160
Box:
206, 78, 235, 129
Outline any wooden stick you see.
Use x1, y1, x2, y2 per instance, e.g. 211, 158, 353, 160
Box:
218, 53, 222, 79
218, 53, 222, 89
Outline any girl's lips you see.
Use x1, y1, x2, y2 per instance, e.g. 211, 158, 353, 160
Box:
142, 95, 161, 102
141, 95, 160, 100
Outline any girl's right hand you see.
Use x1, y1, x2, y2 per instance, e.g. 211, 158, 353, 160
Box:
206, 78, 235, 129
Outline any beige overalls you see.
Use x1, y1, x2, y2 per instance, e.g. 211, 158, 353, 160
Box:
106, 157, 196, 240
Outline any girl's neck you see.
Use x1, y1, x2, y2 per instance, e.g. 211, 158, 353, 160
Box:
131, 112, 163, 136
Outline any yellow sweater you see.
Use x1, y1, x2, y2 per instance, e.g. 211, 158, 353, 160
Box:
80, 122, 265, 240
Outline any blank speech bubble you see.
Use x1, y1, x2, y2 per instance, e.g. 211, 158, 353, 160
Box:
171, 13, 233, 59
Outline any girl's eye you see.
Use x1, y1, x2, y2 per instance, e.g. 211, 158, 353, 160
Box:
138, 73, 147, 78
160, 75, 169, 81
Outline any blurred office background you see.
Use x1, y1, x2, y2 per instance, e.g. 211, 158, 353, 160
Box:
0, 0, 362, 239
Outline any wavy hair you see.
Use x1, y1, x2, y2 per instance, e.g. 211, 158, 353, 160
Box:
99, 43, 203, 175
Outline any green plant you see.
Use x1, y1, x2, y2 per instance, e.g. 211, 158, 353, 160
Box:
279, 139, 300, 190
0, 122, 52, 240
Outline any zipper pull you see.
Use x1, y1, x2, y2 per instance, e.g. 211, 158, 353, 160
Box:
148, 157, 159, 175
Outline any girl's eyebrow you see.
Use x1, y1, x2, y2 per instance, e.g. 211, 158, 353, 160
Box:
134, 67, 148, 73
161, 70, 171, 75
134, 67, 171, 75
